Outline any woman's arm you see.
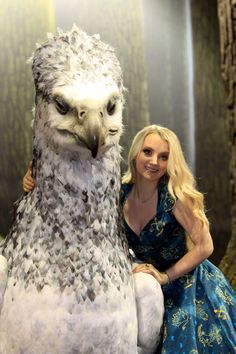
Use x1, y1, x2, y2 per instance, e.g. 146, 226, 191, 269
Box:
23, 161, 35, 192
133, 199, 214, 285
165, 200, 213, 282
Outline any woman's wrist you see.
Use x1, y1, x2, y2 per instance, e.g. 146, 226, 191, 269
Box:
164, 270, 171, 284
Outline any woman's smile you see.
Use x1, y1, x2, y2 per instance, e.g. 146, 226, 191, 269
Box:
145, 165, 159, 173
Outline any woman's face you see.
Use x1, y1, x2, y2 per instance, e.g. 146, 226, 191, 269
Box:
135, 133, 169, 183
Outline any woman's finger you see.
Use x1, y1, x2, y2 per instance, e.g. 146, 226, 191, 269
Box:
23, 186, 31, 193
28, 160, 33, 176
25, 175, 34, 185
24, 181, 34, 189
133, 263, 152, 273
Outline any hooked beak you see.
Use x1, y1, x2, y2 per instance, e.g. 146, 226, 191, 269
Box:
76, 113, 105, 158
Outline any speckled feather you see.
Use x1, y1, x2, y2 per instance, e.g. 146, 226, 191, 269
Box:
31, 25, 124, 101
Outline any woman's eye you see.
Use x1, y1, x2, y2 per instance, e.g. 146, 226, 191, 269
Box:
107, 100, 116, 115
143, 148, 152, 156
159, 155, 168, 161
54, 97, 70, 115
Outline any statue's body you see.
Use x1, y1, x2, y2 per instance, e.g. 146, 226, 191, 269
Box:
0, 26, 138, 354
0, 26, 164, 354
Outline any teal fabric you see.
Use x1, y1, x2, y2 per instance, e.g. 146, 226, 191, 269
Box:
120, 179, 236, 353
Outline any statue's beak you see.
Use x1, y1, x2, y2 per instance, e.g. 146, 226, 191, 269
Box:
80, 112, 105, 158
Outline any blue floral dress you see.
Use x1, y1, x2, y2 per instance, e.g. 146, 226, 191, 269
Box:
120, 179, 236, 354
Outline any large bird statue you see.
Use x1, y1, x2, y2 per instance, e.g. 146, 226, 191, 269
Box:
0, 26, 163, 354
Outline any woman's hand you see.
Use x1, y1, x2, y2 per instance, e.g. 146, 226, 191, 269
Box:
132, 263, 169, 285
23, 161, 35, 193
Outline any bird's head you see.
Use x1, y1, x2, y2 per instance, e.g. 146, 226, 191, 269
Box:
31, 26, 124, 158
47, 80, 123, 158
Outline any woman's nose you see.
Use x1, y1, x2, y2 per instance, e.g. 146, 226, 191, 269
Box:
150, 155, 158, 165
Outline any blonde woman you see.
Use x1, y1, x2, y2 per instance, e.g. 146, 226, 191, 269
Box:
23, 125, 236, 353
120, 125, 236, 353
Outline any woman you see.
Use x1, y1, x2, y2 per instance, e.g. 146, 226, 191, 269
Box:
23, 125, 236, 353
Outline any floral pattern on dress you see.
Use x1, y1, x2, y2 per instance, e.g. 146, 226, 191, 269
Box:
149, 217, 165, 236
198, 324, 223, 347
195, 299, 209, 321
172, 309, 190, 330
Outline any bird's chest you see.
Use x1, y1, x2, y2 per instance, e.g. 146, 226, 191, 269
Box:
0, 278, 136, 354
4, 185, 129, 291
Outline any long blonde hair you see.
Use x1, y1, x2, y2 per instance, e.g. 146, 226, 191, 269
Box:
122, 125, 209, 227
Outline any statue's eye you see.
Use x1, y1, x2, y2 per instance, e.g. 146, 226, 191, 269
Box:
107, 100, 116, 116
54, 97, 70, 115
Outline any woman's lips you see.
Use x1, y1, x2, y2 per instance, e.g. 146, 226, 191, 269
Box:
145, 165, 159, 173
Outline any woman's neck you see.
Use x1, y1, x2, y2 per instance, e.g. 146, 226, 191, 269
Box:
131, 178, 159, 204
